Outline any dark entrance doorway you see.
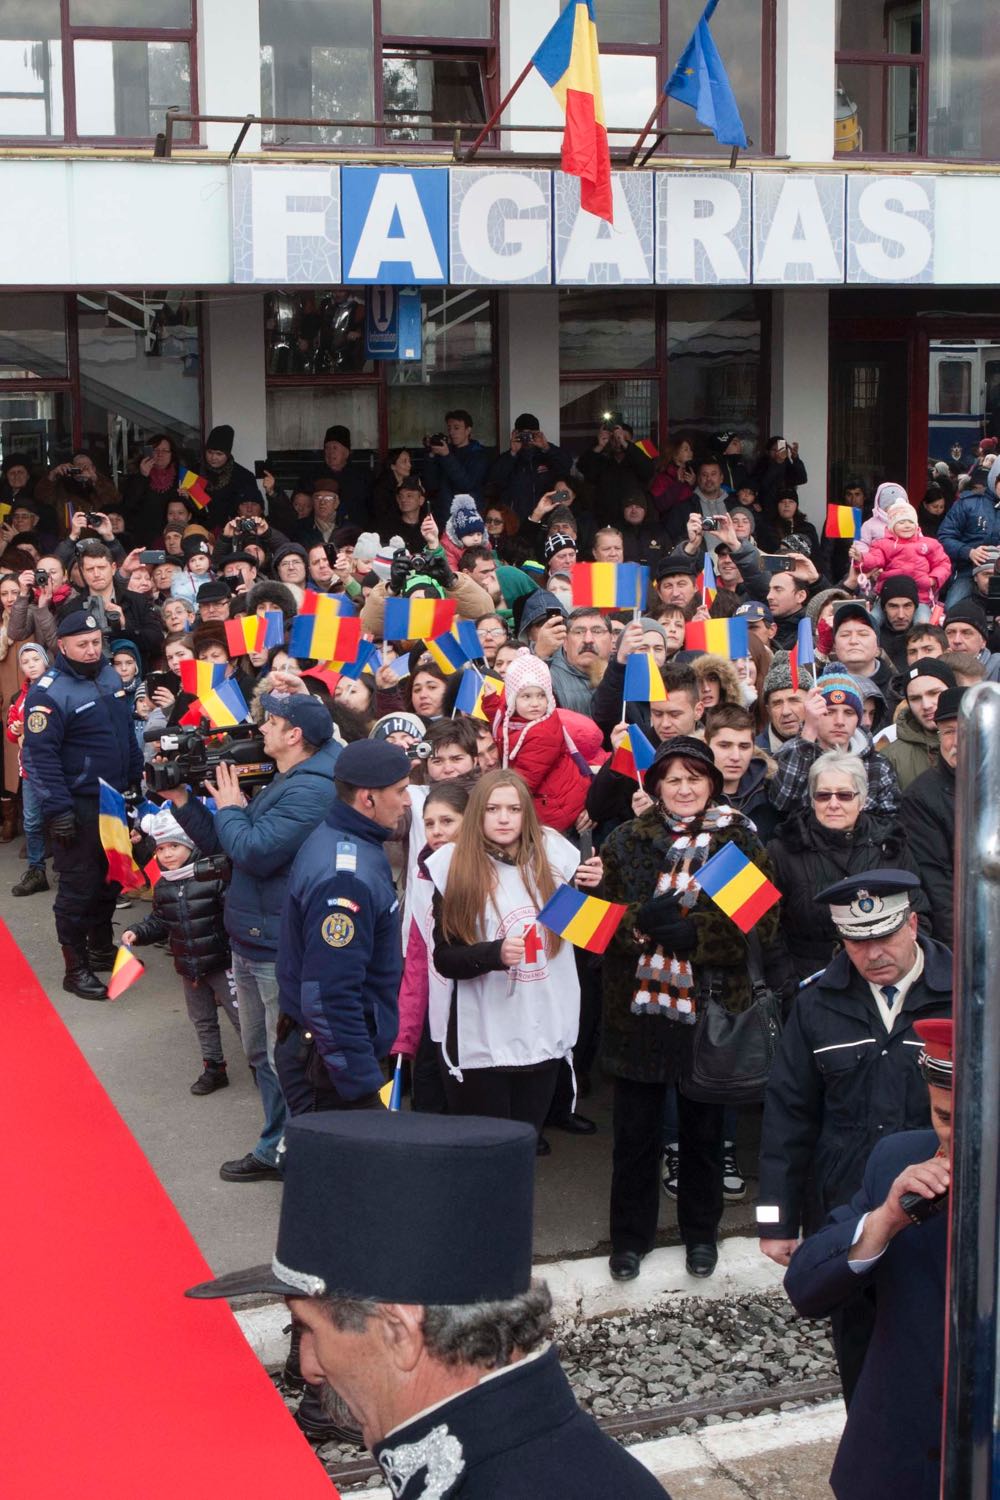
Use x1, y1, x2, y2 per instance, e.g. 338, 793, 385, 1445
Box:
829, 338, 910, 504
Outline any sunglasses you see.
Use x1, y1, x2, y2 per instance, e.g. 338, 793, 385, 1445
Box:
813, 789, 859, 803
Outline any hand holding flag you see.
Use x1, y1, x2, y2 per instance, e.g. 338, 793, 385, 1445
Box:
695, 843, 780, 933
106, 943, 145, 1001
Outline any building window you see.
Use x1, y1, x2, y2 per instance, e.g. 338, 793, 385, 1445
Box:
264, 287, 497, 479
258, 0, 497, 150
0, 0, 195, 143
836, 0, 1000, 160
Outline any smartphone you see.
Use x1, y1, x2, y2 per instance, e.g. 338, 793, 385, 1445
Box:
254, 459, 269, 479
139, 549, 168, 566
578, 829, 594, 862
145, 671, 179, 697
761, 554, 795, 574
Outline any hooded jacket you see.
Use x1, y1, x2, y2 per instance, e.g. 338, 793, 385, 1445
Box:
874, 706, 939, 791
938, 457, 1000, 576
858, 482, 910, 557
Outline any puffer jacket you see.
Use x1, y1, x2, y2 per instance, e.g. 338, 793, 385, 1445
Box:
127, 862, 230, 980
858, 481, 909, 557
937, 457, 1000, 577
858, 532, 951, 602
485, 690, 590, 833
767, 809, 930, 981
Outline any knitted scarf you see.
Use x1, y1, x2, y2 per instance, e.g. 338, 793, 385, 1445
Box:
631, 804, 747, 1023
205, 456, 233, 493
149, 463, 177, 493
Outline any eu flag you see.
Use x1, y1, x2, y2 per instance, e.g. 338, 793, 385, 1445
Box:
665, 0, 748, 150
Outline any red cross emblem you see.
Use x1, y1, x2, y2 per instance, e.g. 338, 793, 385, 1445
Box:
522, 922, 542, 965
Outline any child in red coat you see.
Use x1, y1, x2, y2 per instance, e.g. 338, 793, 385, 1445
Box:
483, 649, 589, 833
858, 503, 951, 604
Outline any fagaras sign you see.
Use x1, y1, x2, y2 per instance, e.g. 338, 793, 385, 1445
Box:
231, 163, 941, 288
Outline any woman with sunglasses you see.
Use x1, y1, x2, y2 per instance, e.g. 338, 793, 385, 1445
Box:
767, 749, 929, 983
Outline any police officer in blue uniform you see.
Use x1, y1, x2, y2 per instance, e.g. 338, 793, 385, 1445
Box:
22, 609, 143, 1000
275, 738, 411, 1115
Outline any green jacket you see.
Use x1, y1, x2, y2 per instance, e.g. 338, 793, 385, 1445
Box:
875, 708, 938, 792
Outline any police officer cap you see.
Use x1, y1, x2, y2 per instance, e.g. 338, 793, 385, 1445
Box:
185, 1112, 536, 1305
259, 692, 332, 744
56, 609, 101, 638
335, 738, 411, 788
815, 869, 921, 941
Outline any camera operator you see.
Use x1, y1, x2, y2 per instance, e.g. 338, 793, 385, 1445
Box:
8, 557, 72, 653
162, 691, 341, 1184
70, 542, 164, 671
577, 418, 655, 527
422, 408, 492, 518
487, 412, 572, 522
35, 451, 121, 534
359, 541, 494, 637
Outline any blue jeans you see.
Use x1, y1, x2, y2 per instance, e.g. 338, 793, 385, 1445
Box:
231, 951, 286, 1168
21, 777, 45, 869
946, 573, 974, 605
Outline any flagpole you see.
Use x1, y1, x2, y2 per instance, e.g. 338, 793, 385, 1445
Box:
462, 60, 534, 161
627, 96, 667, 166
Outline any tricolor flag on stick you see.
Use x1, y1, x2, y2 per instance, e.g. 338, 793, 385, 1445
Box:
338, 640, 381, 680
610, 723, 657, 786
571, 561, 649, 612
423, 620, 483, 675
143, 855, 162, 889
299, 589, 357, 618
199, 677, 251, 729
106, 944, 145, 1001
697, 549, 717, 609
379, 1054, 404, 1112
825, 505, 862, 540
695, 842, 780, 934
177, 468, 211, 510
224, 612, 285, 657
684, 617, 749, 659
623, 651, 667, 703
788, 616, 816, 692
289, 609, 362, 664
536, 884, 628, 955
179, 659, 226, 700
98, 779, 144, 891
383, 596, 458, 641
532, 0, 612, 224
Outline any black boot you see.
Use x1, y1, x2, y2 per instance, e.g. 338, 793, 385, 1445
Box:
282, 1325, 306, 1392
61, 945, 107, 1001
190, 1060, 229, 1096
87, 927, 117, 971
11, 866, 48, 897
295, 1383, 362, 1445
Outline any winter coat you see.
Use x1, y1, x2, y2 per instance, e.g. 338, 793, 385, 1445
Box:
485, 690, 590, 833
728, 752, 781, 842
487, 443, 573, 521
769, 729, 901, 819
620, 516, 667, 570
648, 463, 693, 518
749, 453, 808, 512
691, 652, 742, 708
360, 572, 494, 636
423, 440, 493, 519
121, 469, 182, 545
200, 459, 260, 529
767, 809, 930, 981
754, 514, 822, 560
547, 646, 599, 716
900, 762, 955, 947
173, 739, 341, 960
599, 811, 792, 1084
874, 707, 939, 791
576, 443, 655, 526
127, 863, 230, 980
859, 532, 951, 602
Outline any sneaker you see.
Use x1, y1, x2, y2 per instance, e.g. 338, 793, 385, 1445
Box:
219, 1152, 281, 1183
723, 1141, 746, 1201
661, 1142, 679, 1199
11, 866, 49, 897
191, 1060, 229, 1096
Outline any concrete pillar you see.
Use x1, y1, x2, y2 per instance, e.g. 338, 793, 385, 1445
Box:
769, 290, 829, 512
498, 290, 562, 443
202, 294, 268, 468
197, 0, 262, 153
774, 0, 836, 162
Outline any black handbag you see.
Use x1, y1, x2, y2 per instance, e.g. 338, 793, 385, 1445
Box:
679, 932, 783, 1104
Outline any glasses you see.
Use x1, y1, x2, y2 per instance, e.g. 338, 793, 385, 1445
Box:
478, 625, 507, 640
567, 626, 610, 639
813, 789, 859, 803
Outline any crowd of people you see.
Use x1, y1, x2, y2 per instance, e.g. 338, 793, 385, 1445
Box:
2, 410, 976, 1485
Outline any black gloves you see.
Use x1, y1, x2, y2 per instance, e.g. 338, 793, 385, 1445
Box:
636, 890, 697, 955
48, 811, 79, 847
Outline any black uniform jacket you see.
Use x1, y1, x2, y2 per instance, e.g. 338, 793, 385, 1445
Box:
372, 1345, 667, 1499
784, 1129, 945, 1500
757, 937, 952, 1238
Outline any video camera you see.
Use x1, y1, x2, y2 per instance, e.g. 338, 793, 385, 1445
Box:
143, 724, 276, 795
388, 547, 453, 597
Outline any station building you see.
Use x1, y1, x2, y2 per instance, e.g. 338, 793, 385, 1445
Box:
0, 0, 998, 502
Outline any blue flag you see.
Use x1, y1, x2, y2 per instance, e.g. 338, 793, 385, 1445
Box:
665, 0, 748, 150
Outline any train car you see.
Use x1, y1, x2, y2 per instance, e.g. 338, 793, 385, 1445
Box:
929, 340, 1000, 465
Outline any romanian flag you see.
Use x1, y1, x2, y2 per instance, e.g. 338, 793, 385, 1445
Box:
610, 723, 657, 785
384, 596, 458, 641
339, 640, 380, 680
570, 562, 649, 611
199, 677, 250, 729
635, 438, 659, 460
289, 608, 362, 663
177, 467, 211, 510
98, 780, 144, 891
455, 668, 502, 720
106, 944, 145, 1001
623, 651, 666, 703
697, 550, 718, 609
825, 505, 862, 539
225, 612, 284, 657
299, 588, 356, 618
684, 618, 750, 659
143, 855, 162, 889
423, 620, 483, 675
788, 616, 816, 692
379, 1055, 404, 1112
695, 842, 780, 934
532, 0, 613, 224
536, 884, 628, 955
179, 659, 226, 699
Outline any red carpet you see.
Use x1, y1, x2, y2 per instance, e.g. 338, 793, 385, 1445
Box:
0, 922, 338, 1499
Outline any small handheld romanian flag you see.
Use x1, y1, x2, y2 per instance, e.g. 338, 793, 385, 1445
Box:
289, 608, 362, 663
684, 617, 749, 659
788, 616, 815, 691
177, 468, 211, 510
199, 677, 250, 729
695, 842, 780, 934
536, 885, 628, 955
697, 549, 717, 609
570, 562, 649, 611
454, 667, 502, 719
623, 651, 666, 703
224, 612, 284, 657
106, 944, 145, 1001
384, 596, 458, 641
179, 659, 226, 699
423, 620, 483, 675
610, 723, 657, 784
98, 779, 144, 891
825, 505, 862, 540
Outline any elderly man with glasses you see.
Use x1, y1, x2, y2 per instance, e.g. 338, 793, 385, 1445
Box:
547, 606, 613, 715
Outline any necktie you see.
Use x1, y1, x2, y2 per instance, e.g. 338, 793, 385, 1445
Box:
882, 985, 898, 1011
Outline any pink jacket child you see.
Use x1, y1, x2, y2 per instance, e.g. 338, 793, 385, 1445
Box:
856, 481, 909, 558
482, 650, 590, 834
858, 504, 951, 604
